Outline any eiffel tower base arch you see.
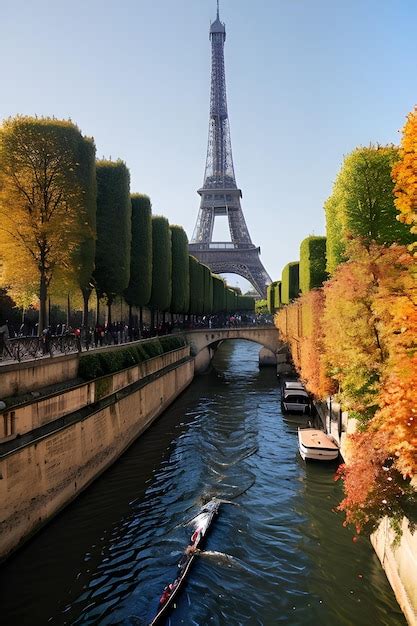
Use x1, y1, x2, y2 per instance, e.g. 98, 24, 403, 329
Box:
188, 243, 270, 298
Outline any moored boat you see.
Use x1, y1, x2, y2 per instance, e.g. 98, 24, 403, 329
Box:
149, 499, 220, 625
281, 380, 311, 414
298, 427, 339, 461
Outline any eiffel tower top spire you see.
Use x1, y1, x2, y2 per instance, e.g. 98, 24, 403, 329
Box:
210, 0, 226, 37
205, 2, 233, 188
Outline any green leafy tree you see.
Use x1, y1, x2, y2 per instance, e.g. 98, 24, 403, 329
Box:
255, 299, 268, 314
225, 288, 236, 312
299, 236, 328, 294
202, 264, 213, 314
149, 216, 172, 324
74, 137, 96, 327
124, 194, 152, 330
237, 295, 255, 311
267, 282, 275, 314
325, 145, 413, 273
213, 275, 226, 313
281, 262, 299, 304
94, 160, 131, 323
267, 280, 281, 313
170, 225, 190, 315
188, 256, 204, 317
0, 116, 96, 334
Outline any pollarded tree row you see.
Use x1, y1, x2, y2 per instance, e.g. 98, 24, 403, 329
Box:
0, 115, 254, 333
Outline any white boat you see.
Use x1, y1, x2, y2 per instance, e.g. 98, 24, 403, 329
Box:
281, 381, 311, 414
298, 427, 339, 461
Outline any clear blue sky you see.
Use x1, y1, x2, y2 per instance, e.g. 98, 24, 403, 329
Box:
2, 0, 416, 291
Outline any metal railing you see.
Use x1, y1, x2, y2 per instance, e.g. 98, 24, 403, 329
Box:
0, 335, 80, 364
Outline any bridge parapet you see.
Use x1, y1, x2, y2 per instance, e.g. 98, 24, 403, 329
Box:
183, 325, 285, 360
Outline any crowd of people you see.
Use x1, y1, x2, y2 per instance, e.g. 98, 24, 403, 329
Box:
0, 312, 273, 360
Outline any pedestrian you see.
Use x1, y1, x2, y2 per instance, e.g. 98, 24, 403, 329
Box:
0, 320, 12, 359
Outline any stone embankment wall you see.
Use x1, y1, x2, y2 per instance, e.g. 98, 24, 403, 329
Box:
314, 399, 417, 626
0, 347, 194, 561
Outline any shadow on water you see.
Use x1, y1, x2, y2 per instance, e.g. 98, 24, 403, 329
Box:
0, 340, 405, 625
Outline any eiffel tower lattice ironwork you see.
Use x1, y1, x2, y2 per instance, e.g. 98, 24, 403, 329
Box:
189, 2, 271, 298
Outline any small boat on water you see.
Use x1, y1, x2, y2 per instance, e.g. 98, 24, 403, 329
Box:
281, 381, 311, 414
298, 427, 339, 461
149, 499, 220, 626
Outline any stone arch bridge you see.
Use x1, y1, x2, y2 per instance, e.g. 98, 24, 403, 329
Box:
183, 325, 288, 373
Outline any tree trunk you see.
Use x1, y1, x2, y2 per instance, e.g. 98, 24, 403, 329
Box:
128, 304, 133, 329
67, 293, 71, 328
96, 291, 100, 325
82, 287, 91, 329
38, 272, 48, 336
107, 299, 112, 325
150, 307, 155, 333
139, 306, 143, 337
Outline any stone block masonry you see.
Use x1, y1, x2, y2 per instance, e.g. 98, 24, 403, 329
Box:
0, 350, 194, 561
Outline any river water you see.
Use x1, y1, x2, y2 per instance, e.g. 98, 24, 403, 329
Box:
0, 341, 405, 625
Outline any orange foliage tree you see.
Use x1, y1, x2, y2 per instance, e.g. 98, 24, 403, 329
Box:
322, 241, 388, 422
336, 243, 417, 533
274, 289, 334, 398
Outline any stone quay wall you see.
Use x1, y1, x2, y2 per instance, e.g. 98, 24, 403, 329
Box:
0, 348, 194, 561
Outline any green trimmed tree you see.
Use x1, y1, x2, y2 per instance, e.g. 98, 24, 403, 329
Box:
267, 282, 275, 314
299, 236, 328, 294
124, 194, 152, 331
213, 275, 226, 313
75, 137, 97, 328
202, 264, 213, 315
188, 256, 204, 318
237, 295, 255, 311
281, 262, 300, 304
170, 225, 190, 316
94, 160, 131, 323
149, 216, 172, 326
267, 280, 281, 313
274, 281, 281, 310
325, 145, 413, 273
225, 288, 236, 312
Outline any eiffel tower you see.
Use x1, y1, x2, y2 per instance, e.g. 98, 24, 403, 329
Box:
189, 1, 271, 298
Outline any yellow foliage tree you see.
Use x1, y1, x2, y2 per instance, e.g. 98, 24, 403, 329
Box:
0, 116, 94, 334
392, 106, 417, 250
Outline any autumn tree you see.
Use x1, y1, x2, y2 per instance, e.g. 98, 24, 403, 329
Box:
325, 145, 413, 273
94, 160, 131, 323
124, 194, 152, 331
322, 242, 387, 421
0, 116, 96, 334
336, 244, 417, 533
392, 106, 417, 250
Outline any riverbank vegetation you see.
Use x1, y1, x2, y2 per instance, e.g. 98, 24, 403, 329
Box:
271, 109, 417, 536
78, 335, 186, 380
0, 115, 254, 335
